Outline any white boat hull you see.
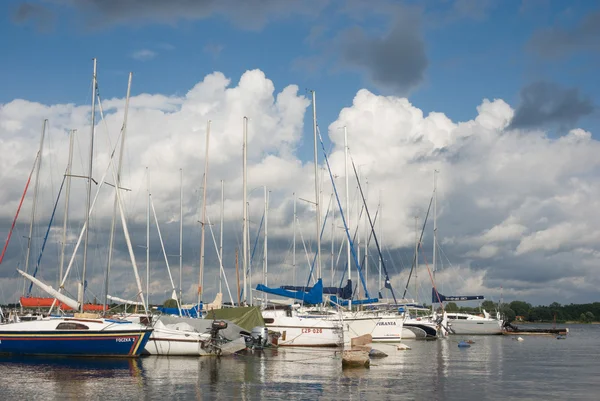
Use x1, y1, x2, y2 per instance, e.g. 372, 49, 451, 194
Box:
262, 310, 343, 347
143, 321, 247, 356
343, 312, 404, 343
445, 313, 503, 335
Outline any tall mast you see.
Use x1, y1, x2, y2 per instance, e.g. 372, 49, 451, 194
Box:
146, 167, 150, 308
343, 126, 351, 286
378, 191, 382, 292
80, 58, 97, 312
219, 179, 224, 294
433, 170, 438, 280
293, 193, 296, 286
59, 129, 75, 288
414, 215, 418, 301
104, 71, 132, 313
331, 189, 335, 286
356, 172, 361, 297
311, 91, 321, 280
263, 186, 268, 304
199, 120, 211, 307
242, 117, 248, 305
179, 168, 183, 304
364, 178, 369, 287
23, 119, 46, 295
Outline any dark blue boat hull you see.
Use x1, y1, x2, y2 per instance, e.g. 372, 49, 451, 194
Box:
0, 330, 152, 357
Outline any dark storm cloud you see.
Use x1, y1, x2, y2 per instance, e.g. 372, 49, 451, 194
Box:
11, 2, 56, 32
338, 11, 428, 94
26, 0, 324, 30
527, 11, 600, 59
508, 81, 594, 130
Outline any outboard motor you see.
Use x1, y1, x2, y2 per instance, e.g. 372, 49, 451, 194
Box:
251, 326, 268, 348
210, 320, 228, 340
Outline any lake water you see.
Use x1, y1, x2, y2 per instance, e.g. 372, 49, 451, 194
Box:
0, 324, 597, 400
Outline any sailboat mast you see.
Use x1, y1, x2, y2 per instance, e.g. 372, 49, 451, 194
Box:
414, 215, 418, 300
104, 71, 132, 312
311, 91, 321, 280
364, 178, 368, 286
293, 193, 296, 286
219, 179, 224, 294
242, 117, 248, 305
59, 129, 75, 288
199, 120, 211, 307
378, 191, 382, 292
433, 170, 438, 280
80, 58, 97, 312
263, 186, 268, 304
331, 190, 335, 287
22, 119, 46, 296
179, 168, 183, 304
146, 167, 150, 308
344, 126, 351, 286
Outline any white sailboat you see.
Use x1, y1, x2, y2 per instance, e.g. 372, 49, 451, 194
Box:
1, 60, 153, 357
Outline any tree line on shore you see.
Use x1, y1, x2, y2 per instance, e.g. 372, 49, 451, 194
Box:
441, 300, 599, 323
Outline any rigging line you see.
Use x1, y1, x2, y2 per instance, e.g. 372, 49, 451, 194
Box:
348, 154, 396, 304
0, 155, 38, 264
304, 193, 333, 287
248, 212, 264, 277
418, 238, 445, 310
401, 193, 434, 300
27, 174, 66, 295
205, 213, 235, 306
296, 216, 315, 286
316, 126, 369, 299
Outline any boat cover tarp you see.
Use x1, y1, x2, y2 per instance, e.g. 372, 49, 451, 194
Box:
256, 279, 323, 305
329, 296, 379, 307
157, 305, 201, 318
205, 306, 264, 332
432, 288, 484, 303
281, 279, 352, 300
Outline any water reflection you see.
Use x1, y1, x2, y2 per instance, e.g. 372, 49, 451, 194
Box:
0, 327, 598, 400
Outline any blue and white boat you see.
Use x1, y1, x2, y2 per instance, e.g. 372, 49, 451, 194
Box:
0, 317, 152, 357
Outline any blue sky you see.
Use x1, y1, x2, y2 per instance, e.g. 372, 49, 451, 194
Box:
2, 1, 600, 305
2, 0, 599, 145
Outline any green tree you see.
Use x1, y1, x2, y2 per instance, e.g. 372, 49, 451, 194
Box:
509, 300, 532, 318
499, 304, 516, 322
445, 302, 459, 312
163, 298, 178, 308
481, 300, 497, 311
585, 311, 595, 322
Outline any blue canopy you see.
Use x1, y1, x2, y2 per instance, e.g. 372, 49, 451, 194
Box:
281, 279, 352, 300
432, 288, 484, 303
256, 279, 324, 305
157, 304, 201, 318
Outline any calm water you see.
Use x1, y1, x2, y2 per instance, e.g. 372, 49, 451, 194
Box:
0, 324, 597, 400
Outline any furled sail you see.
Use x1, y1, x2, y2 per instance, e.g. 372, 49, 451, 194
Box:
432, 288, 484, 303
281, 279, 352, 300
18, 269, 79, 310
256, 278, 324, 305
107, 295, 144, 306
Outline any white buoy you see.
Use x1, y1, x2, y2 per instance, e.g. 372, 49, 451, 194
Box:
517, 336, 524, 342
397, 343, 411, 351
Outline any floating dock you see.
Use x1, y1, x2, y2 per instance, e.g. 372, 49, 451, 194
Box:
503, 323, 569, 336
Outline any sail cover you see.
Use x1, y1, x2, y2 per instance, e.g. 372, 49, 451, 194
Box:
432, 288, 484, 303
280, 279, 352, 300
256, 278, 323, 305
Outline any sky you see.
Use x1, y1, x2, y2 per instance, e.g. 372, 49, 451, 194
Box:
0, 0, 599, 307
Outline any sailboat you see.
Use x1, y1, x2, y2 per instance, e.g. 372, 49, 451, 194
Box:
0, 60, 153, 357
255, 95, 344, 347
